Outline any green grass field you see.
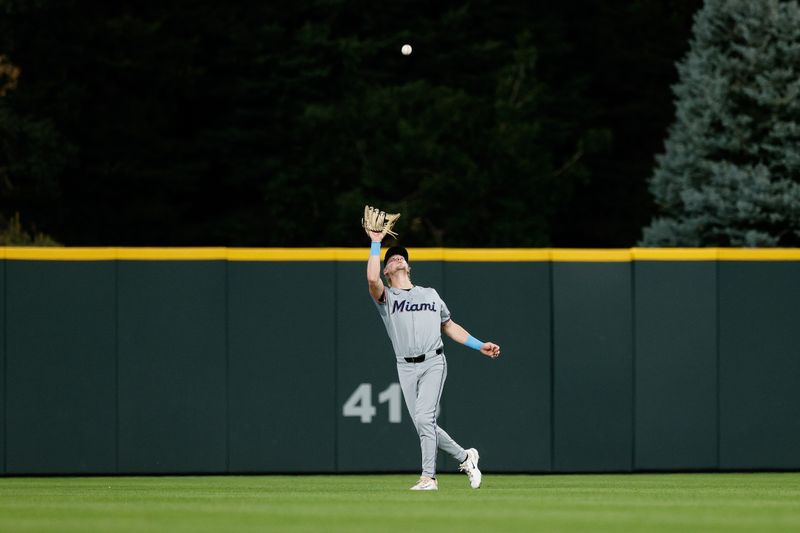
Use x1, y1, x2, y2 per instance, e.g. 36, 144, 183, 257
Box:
1, 473, 799, 532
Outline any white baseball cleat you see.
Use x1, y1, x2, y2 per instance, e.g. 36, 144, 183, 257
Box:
459, 448, 482, 489
410, 477, 438, 491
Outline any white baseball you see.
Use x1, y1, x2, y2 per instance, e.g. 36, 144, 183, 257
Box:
401, 44, 412, 56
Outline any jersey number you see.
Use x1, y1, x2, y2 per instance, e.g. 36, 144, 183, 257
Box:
342, 383, 402, 423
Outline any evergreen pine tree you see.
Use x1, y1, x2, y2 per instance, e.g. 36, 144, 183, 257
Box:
642, 0, 800, 246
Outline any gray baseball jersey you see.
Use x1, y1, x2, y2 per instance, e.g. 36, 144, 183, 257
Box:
373, 285, 451, 362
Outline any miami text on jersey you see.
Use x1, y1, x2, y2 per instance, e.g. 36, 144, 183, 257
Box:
391, 300, 438, 314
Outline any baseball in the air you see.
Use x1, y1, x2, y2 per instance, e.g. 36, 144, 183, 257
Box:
401, 44, 412, 56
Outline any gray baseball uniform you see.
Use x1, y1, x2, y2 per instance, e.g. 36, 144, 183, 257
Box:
374, 285, 467, 478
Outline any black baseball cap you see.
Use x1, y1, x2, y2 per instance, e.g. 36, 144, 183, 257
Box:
384, 246, 408, 267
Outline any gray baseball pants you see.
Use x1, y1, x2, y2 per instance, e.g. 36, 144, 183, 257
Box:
396, 352, 466, 478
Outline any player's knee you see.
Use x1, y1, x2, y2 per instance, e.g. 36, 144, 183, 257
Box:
414, 412, 434, 431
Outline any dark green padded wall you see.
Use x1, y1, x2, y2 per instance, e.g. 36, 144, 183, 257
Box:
634, 262, 718, 470
443, 262, 552, 472
5, 261, 116, 474
117, 261, 227, 473
227, 262, 336, 473
718, 262, 800, 469
553, 262, 633, 472
0, 260, 4, 474
335, 261, 443, 472
2, 255, 800, 476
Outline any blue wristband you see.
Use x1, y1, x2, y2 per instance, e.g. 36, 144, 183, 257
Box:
370, 241, 381, 256
465, 335, 483, 351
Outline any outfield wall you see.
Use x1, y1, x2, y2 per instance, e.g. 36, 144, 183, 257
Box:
1, 247, 799, 475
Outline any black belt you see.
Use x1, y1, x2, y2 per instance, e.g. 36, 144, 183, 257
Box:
405, 347, 443, 363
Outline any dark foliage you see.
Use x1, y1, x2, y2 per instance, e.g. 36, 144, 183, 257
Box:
0, 0, 701, 246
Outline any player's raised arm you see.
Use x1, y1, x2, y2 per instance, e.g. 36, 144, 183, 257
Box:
442, 319, 501, 359
362, 205, 400, 302
366, 230, 385, 301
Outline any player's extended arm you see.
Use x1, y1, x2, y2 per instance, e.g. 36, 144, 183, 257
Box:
442, 319, 501, 359
366, 231, 385, 301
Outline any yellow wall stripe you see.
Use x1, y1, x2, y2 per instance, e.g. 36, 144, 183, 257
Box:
2, 247, 120, 261
715, 248, 800, 261
227, 248, 366, 261
550, 249, 632, 262
632, 248, 719, 261
442, 248, 552, 261
1, 247, 800, 261
115, 247, 229, 260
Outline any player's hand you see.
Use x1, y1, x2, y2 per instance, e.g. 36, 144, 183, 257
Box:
367, 229, 385, 242
481, 342, 500, 359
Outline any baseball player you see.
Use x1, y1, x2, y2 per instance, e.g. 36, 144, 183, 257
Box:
366, 229, 501, 491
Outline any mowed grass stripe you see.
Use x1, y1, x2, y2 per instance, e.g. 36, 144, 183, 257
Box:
0, 474, 799, 532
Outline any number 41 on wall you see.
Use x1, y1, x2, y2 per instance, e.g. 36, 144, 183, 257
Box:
342, 383, 402, 423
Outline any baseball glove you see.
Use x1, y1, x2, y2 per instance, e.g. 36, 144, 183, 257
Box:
362, 205, 401, 239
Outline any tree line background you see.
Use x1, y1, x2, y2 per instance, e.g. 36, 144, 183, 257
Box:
0, 0, 717, 247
